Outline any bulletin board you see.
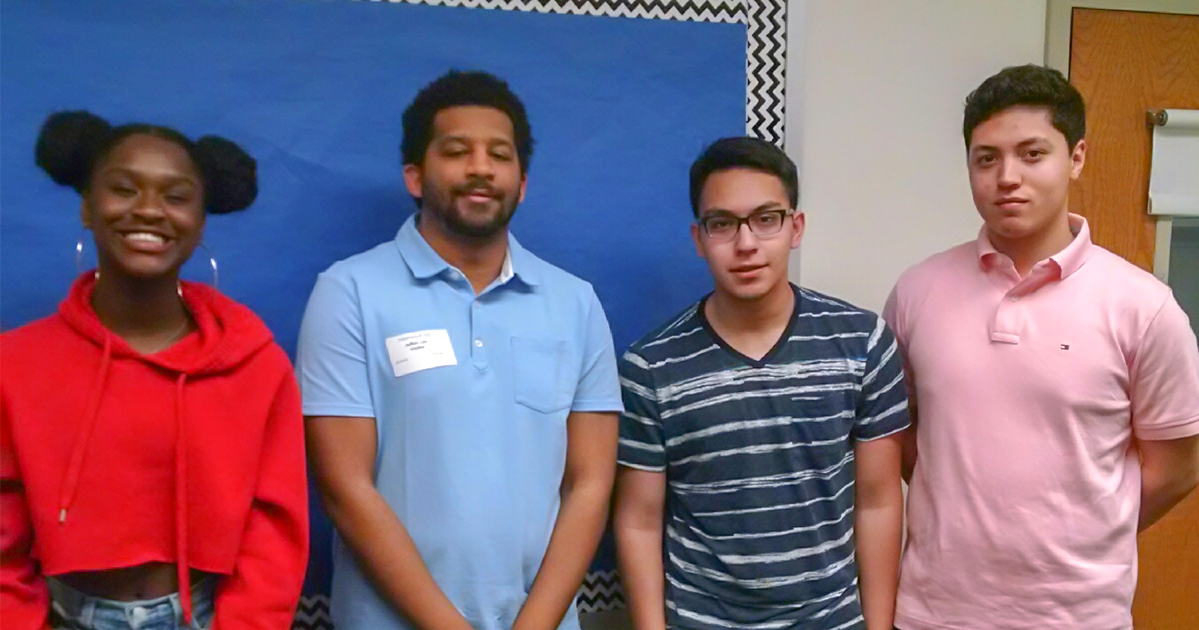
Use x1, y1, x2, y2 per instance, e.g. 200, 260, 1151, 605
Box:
0, 0, 787, 625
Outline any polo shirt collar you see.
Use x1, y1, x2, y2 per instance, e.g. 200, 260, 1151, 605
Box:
505, 232, 542, 287
975, 213, 1092, 280
395, 214, 541, 287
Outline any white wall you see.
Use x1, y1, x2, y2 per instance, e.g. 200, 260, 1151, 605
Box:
788, 0, 1048, 312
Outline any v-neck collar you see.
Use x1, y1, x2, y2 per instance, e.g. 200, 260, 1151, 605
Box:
697, 283, 801, 368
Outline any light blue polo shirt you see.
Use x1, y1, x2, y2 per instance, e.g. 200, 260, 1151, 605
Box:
296, 214, 622, 630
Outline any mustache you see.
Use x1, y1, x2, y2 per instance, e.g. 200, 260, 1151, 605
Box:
453, 179, 499, 197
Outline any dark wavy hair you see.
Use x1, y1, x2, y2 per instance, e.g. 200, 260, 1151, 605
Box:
963, 65, 1086, 150
689, 137, 799, 217
35, 110, 258, 214
401, 70, 533, 173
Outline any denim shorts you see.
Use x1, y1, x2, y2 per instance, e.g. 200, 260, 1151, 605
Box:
48, 576, 215, 630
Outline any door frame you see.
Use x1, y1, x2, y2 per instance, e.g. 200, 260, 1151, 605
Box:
1045, 0, 1199, 281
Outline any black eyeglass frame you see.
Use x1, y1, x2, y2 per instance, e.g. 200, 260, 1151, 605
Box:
696, 208, 796, 242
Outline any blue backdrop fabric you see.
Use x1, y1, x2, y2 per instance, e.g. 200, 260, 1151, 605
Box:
1, 0, 745, 595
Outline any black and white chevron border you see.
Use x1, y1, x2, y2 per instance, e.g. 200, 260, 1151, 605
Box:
369, 0, 787, 145
577, 569, 624, 613
293, 594, 334, 630
378, 0, 743, 22
292, 570, 623, 628
743, 0, 786, 145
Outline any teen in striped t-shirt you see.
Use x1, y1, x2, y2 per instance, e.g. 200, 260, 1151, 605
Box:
613, 137, 909, 630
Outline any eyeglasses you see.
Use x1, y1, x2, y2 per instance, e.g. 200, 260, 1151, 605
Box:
698, 209, 793, 242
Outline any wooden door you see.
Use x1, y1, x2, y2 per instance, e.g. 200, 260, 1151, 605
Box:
1068, 8, 1199, 630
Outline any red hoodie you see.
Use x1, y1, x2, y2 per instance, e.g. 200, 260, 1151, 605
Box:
1, 273, 308, 629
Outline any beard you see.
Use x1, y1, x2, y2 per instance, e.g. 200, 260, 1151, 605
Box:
420, 177, 519, 239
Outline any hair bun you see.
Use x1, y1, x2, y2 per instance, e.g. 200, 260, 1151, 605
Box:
34, 111, 113, 192
195, 135, 257, 214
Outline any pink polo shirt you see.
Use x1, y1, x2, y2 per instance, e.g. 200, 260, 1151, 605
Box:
884, 215, 1199, 630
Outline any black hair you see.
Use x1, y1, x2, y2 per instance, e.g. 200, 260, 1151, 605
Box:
688, 136, 798, 217
963, 64, 1086, 150
401, 70, 533, 173
34, 110, 257, 214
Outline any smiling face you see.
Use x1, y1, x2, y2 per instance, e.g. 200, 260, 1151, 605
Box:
404, 105, 527, 240
967, 105, 1085, 246
691, 168, 804, 303
82, 133, 205, 281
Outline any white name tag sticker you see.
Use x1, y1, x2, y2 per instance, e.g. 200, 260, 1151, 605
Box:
385, 329, 458, 378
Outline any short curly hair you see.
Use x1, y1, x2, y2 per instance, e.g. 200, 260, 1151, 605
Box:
401, 70, 533, 173
963, 65, 1086, 150
35, 110, 258, 214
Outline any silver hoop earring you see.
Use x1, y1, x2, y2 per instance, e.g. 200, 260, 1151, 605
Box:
196, 242, 219, 289
76, 230, 92, 275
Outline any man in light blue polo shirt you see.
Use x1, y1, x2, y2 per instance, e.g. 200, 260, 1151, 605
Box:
298, 70, 622, 630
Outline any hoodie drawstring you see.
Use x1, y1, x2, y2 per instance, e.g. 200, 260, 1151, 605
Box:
56, 336, 195, 625
58, 335, 113, 523
174, 373, 194, 625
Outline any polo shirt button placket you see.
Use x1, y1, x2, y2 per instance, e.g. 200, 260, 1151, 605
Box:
991, 288, 1023, 345
472, 335, 488, 368
471, 298, 488, 370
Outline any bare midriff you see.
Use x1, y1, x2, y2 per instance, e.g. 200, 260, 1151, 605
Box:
57, 563, 215, 601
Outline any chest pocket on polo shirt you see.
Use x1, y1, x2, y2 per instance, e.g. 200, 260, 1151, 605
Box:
512, 337, 573, 414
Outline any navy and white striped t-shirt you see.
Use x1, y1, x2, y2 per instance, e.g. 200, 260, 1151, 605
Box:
617, 284, 909, 630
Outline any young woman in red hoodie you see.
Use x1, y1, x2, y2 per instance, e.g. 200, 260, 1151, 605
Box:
0, 111, 309, 630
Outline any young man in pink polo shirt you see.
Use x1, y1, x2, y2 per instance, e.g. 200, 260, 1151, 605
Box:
884, 65, 1199, 630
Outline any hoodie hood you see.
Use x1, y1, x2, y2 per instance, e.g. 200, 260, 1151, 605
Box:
58, 272, 274, 375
